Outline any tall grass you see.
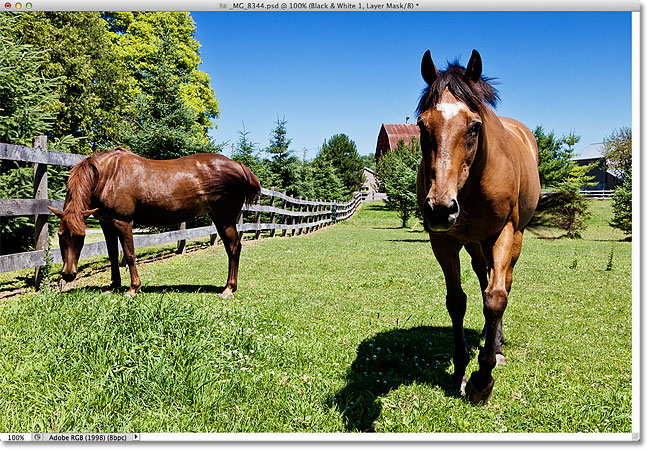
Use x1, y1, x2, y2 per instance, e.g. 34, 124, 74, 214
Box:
0, 201, 632, 433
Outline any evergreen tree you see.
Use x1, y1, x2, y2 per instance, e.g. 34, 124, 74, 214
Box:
376, 138, 421, 227
0, 13, 61, 254
233, 124, 259, 169
534, 125, 580, 188
602, 127, 632, 236
312, 154, 345, 201
319, 134, 365, 197
545, 163, 596, 238
122, 33, 212, 159
266, 117, 300, 194
610, 173, 631, 236
103, 12, 219, 144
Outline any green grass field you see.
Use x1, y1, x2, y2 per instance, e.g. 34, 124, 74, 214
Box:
0, 200, 633, 434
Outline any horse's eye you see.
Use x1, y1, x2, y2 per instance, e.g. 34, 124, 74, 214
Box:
467, 122, 482, 137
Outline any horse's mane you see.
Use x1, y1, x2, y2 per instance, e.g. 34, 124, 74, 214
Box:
62, 147, 129, 233
416, 60, 499, 117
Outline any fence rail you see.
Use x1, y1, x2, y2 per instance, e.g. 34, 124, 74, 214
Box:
0, 137, 363, 286
581, 189, 614, 199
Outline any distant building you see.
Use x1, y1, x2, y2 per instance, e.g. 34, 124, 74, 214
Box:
361, 167, 386, 201
572, 143, 619, 191
375, 123, 420, 162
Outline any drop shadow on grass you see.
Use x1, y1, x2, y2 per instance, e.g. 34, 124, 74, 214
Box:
328, 326, 480, 432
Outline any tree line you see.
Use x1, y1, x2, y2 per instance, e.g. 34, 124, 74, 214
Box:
0, 12, 369, 254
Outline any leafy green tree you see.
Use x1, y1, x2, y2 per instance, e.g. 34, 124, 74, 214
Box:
319, 134, 365, 197
14, 12, 130, 153
602, 127, 632, 235
602, 127, 632, 182
359, 153, 377, 172
103, 12, 219, 145
121, 34, 213, 160
534, 125, 580, 188
377, 138, 421, 227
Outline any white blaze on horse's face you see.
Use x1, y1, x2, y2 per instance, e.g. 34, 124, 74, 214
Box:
436, 101, 467, 120
418, 90, 482, 232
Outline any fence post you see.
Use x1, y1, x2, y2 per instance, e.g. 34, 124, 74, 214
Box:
237, 210, 244, 240
210, 221, 218, 246
177, 222, 186, 254
281, 199, 288, 237
269, 188, 276, 238
297, 197, 303, 235
33, 135, 48, 290
254, 195, 262, 240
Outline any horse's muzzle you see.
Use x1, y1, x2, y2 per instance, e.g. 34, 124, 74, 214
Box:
62, 271, 77, 282
424, 198, 459, 232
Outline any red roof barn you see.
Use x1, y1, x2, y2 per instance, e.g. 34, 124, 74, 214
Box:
375, 123, 421, 162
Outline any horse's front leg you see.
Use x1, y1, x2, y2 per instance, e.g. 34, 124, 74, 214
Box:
430, 234, 468, 394
99, 220, 121, 291
114, 219, 141, 297
466, 222, 515, 404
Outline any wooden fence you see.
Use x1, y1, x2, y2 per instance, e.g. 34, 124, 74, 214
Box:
581, 189, 614, 199
0, 137, 363, 288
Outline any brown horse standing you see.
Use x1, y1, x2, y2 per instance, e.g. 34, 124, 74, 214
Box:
415, 50, 541, 403
48, 147, 261, 298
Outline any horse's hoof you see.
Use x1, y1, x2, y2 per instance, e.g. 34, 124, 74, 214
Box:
465, 376, 495, 404
125, 290, 136, 298
220, 289, 234, 299
496, 353, 507, 366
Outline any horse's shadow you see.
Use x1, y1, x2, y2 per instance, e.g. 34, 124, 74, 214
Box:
329, 326, 480, 432
76, 284, 226, 295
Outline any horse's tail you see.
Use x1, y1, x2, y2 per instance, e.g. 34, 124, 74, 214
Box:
238, 162, 262, 205
527, 191, 565, 230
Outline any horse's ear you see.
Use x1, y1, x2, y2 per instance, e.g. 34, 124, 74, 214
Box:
47, 206, 64, 218
82, 208, 99, 218
421, 50, 438, 85
464, 49, 482, 82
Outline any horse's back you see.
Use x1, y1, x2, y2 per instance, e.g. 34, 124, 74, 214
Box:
90, 149, 256, 225
499, 117, 538, 163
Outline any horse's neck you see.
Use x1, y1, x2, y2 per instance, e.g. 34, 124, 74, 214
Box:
475, 109, 508, 167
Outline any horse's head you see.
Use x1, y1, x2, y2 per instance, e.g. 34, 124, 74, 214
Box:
47, 206, 98, 282
416, 49, 497, 233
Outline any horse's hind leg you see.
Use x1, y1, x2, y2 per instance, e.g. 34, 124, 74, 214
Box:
430, 234, 469, 394
211, 215, 242, 300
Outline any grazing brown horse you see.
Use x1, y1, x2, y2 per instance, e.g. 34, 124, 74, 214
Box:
415, 50, 541, 403
48, 147, 261, 298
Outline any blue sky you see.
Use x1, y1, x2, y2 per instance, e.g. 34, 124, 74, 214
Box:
192, 11, 633, 159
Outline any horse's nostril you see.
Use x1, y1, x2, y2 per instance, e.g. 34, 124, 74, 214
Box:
449, 199, 459, 215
